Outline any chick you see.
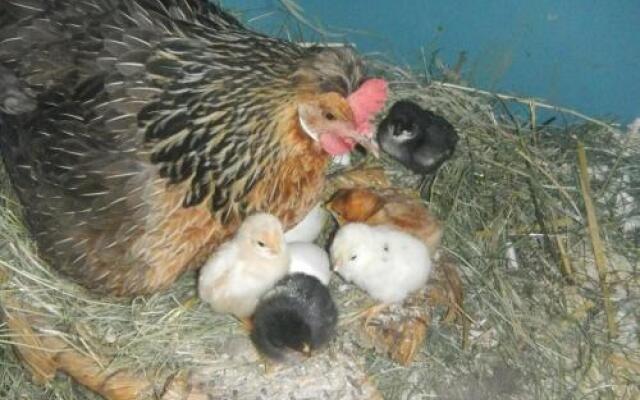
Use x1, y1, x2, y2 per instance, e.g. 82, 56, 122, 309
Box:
250, 273, 338, 362
284, 203, 328, 243
377, 100, 458, 174
288, 242, 332, 286
326, 187, 442, 256
330, 223, 432, 304
198, 213, 289, 319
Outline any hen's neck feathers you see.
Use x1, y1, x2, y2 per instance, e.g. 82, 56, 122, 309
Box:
137, 28, 363, 223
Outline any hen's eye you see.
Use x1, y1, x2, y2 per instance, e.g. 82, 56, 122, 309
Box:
350, 255, 357, 261
257, 240, 266, 247
324, 111, 335, 121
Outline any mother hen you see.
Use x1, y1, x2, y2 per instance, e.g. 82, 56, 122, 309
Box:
0, 0, 385, 296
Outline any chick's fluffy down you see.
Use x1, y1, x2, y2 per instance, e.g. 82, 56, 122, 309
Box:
284, 203, 329, 243
288, 242, 332, 285
331, 223, 432, 303
198, 213, 289, 318
251, 273, 338, 361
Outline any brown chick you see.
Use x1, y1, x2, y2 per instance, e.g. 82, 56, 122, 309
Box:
329, 188, 467, 366
326, 187, 443, 256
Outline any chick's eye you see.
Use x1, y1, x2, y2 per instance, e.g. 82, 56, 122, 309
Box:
324, 111, 335, 121
256, 240, 266, 247
350, 254, 357, 261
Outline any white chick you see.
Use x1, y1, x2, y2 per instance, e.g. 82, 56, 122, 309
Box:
288, 242, 332, 286
284, 203, 328, 243
332, 153, 352, 166
330, 223, 432, 304
198, 213, 289, 318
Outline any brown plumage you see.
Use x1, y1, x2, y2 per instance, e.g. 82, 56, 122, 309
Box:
326, 187, 443, 255
327, 187, 466, 365
0, 0, 379, 295
327, 187, 466, 331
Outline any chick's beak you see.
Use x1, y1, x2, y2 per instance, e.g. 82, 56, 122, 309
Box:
331, 254, 343, 271
264, 231, 283, 255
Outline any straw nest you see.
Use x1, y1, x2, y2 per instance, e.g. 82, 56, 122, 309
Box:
2, 60, 640, 399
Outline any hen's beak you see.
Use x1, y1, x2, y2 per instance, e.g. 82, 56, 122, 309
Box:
339, 130, 380, 158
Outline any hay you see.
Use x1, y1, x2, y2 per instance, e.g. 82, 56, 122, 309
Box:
2, 41, 640, 400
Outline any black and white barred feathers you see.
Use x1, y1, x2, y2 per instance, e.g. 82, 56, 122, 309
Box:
0, 0, 363, 218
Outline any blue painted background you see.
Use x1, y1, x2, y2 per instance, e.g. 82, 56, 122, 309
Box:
221, 0, 639, 124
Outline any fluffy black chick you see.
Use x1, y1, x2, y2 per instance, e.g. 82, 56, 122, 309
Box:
250, 273, 337, 362
377, 100, 459, 174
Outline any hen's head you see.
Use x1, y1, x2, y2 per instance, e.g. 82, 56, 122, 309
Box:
298, 92, 380, 156
294, 47, 387, 156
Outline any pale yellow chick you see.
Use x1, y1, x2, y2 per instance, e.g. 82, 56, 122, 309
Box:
198, 213, 289, 318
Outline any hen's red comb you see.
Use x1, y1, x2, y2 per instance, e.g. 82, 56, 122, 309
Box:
347, 78, 388, 137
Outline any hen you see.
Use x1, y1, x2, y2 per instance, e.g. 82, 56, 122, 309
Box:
0, 0, 384, 295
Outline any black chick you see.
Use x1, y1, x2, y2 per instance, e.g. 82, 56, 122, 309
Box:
377, 100, 459, 174
250, 273, 337, 362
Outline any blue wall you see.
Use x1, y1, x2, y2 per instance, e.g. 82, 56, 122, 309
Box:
221, 0, 640, 124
